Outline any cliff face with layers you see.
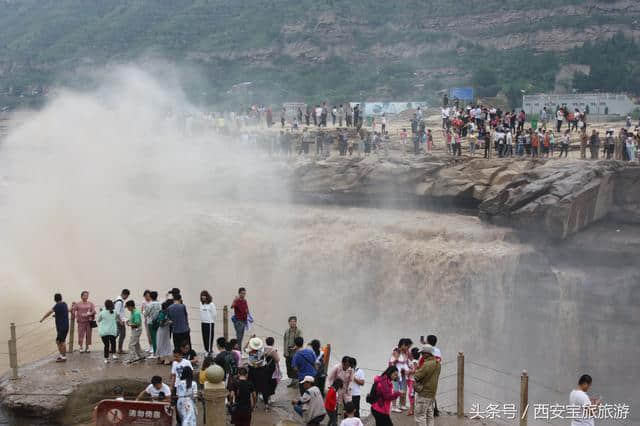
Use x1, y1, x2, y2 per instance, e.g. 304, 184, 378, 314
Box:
288, 154, 640, 240
1, 0, 639, 104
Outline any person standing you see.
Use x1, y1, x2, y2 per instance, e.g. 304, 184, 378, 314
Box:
338, 105, 344, 127
327, 356, 355, 407
266, 108, 273, 128
228, 367, 257, 426
389, 338, 412, 412
569, 374, 598, 426
590, 130, 600, 160
483, 130, 492, 159
40, 293, 69, 362
349, 358, 365, 418
231, 287, 250, 348
168, 293, 190, 350
284, 316, 303, 388
370, 366, 401, 426
71, 291, 96, 353
144, 291, 161, 357
245, 337, 275, 410
125, 300, 145, 363
113, 289, 130, 354
291, 337, 318, 396
141, 290, 153, 353
580, 131, 588, 160
155, 300, 173, 364
559, 130, 570, 158
199, 290, 216, 355
263, 337, 282, 408
97, 299, 118, 364
413, 345, 441, 426
325, 378, 343, 426
176, 367, 198, 426
556, 108, 564, 133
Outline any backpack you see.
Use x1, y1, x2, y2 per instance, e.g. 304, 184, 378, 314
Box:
218, 351, 238, 378
365, 380, 379, 404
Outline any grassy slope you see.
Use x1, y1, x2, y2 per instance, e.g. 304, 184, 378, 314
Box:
0, 0, 636, 106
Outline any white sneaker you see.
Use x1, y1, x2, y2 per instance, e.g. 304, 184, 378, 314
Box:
392, 408, 402, 413
112, 355, 119, 360
104, 359, 109, 364
147, 355, 157, 360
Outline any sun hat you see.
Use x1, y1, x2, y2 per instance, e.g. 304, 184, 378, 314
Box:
248, 337, 264, 351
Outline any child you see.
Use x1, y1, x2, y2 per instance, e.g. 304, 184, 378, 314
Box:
406, 347, 420, 416
112, 385, 125, 401
199, 356, 215, 387
325, 378, 343, 426
340, 401, 364, 426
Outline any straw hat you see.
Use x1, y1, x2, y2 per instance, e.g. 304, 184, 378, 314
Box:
248, 337, 264, 351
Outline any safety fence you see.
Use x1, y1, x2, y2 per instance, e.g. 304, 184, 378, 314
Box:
3, 311, 622, 425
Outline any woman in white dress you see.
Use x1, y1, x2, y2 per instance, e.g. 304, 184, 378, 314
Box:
155, 300, 173, 364
176, 366, 197, 426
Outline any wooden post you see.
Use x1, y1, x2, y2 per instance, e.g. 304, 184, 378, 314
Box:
520, 370, 529, 426
68, 315, 75, 353
457, 352, 464, 417
222, 305, 229, 341
8, 322, 18, 380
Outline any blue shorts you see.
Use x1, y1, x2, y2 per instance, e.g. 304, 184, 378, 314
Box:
56, 328, 68, 343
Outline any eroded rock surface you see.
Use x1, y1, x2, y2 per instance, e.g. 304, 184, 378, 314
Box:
288, 154, 639, 239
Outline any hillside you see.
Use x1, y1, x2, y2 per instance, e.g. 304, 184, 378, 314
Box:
1, 0, 639, 108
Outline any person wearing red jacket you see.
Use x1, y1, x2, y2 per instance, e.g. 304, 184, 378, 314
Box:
371, 366, 401, 425
325, 378, 343, 426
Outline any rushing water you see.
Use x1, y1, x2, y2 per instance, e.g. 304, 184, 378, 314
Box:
0, 70, 637, 425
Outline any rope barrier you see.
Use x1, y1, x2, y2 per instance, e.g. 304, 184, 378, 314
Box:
466, 390, 507, 406
3, 315, 572, 417
466, 373, 519, 394
439, 373, 456, 381
14, 320, 43, 327
467, 360, 519, 378
528, 378, 566, 396
16, 326, 53, 344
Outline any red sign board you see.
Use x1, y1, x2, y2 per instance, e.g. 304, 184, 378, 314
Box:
95, 400, 172, 426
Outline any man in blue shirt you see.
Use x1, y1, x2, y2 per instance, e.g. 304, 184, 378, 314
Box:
167, 293, 190, 350
40, 293, 69, 362
291, 337, 317, 396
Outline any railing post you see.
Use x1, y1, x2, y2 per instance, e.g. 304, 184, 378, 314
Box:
222, 305, 229, 341
520, 370, 529, 426
457, 352, 464, 417
9, 322, 18, 380
68, 315, 75, 353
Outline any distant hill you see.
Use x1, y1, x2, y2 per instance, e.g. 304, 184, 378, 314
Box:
1, 0, 639, 108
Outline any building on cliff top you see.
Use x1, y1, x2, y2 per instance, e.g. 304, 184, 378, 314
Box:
522, 93, 636, 116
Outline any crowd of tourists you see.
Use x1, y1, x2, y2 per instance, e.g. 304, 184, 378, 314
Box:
420, 102, 640, 161
40, 288, 600, 426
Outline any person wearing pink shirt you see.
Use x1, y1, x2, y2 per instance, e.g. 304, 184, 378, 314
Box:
327, 356, 355, 406
71, 291, 96, 353
371, 366, 401, 425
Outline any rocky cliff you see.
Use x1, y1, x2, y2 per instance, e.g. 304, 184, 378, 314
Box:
288, 154, 639, 240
